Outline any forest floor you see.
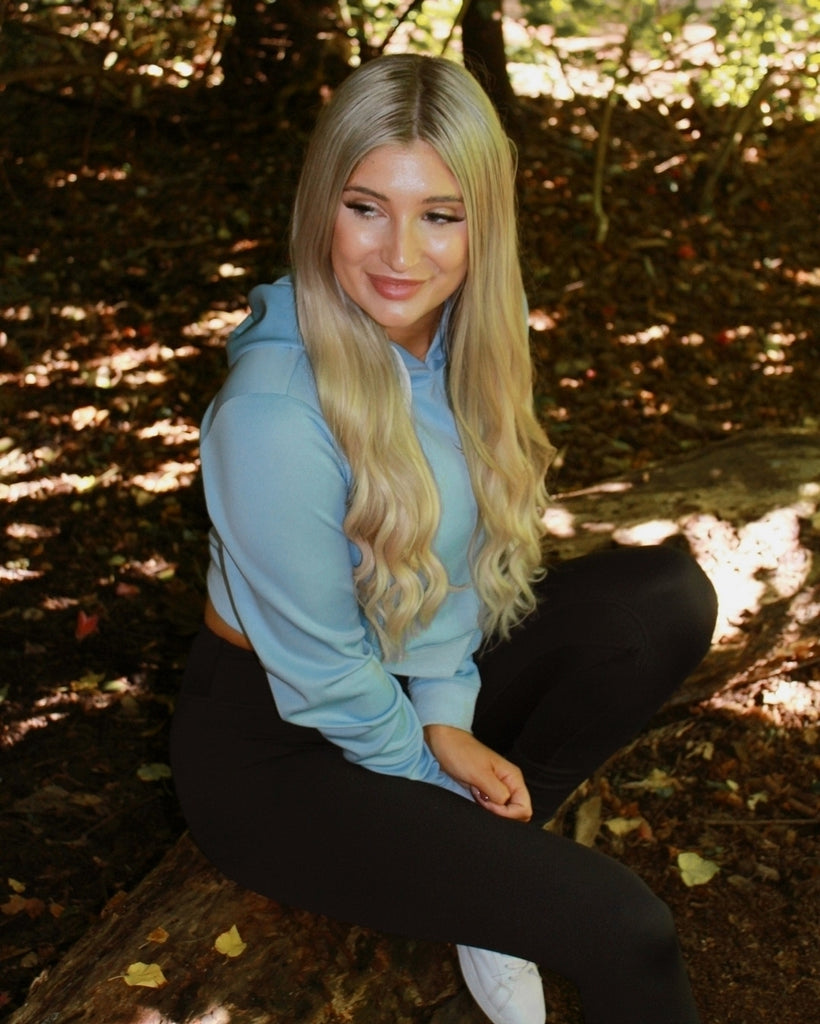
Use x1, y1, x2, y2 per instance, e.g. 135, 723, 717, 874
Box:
0, 80, 818, 1023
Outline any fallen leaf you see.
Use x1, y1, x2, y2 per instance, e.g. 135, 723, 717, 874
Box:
137, 763, 173, 782
75, 609, 100, 640
1, 895, 46, 919
71, 670, 106, 692
123, 962, 167, 988
605, 816, 646, 837
678, 851, 720, 887
214, 924, 247, 958
573, 795, 602, 847
115, 581, 141, 598
8, 879, 26, 894
70, 791, 104, 809
147, 927, 169, 944
622, 768, 679, 796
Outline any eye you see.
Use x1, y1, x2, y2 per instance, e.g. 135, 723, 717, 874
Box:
424, 209, 466, 225
343, 200, 380, 218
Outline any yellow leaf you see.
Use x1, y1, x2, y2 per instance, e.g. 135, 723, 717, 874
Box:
8, 878, 26, 894
214, 924, 247, 958
622, 768, 679, 794
147, 926, 169, 944
605, 816, 646, 837
573, 795, 602, 847
123, 962, 167, 988
747, 791, 769, 811
137, 763, 173, 782
678, 851, 720, 887
70, 670, 106, 692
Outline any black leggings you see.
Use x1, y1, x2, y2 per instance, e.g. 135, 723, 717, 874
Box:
170, 545, 717, 1024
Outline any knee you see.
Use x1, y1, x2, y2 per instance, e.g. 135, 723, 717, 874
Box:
632, 545, 718, 668
628, 890, 680, 963
609, 882, 683, 975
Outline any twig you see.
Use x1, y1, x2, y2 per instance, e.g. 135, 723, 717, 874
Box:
703, 817, 818, 826
0, 156, 22, 207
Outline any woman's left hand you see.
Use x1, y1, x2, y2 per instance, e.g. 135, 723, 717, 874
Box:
423, 724, 532, 821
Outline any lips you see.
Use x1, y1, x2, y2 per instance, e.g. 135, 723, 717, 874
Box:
367, 275, 424, 300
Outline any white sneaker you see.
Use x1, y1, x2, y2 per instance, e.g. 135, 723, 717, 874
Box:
456, 944, 546, 1024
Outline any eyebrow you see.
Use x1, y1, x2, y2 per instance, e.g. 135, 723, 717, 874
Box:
342, 184, 464, 204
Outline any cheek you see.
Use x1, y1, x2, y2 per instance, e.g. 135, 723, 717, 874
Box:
331, 223, 371, 273
442, 239, 469, 278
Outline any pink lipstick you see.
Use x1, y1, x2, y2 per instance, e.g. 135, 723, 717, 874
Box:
368, 275, 424, 300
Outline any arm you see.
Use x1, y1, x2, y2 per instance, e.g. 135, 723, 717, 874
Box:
201, 388, 468, 796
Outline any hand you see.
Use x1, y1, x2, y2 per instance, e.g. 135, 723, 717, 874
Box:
423, 724, 532, 822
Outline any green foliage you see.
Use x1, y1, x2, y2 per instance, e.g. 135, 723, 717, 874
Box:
1, 1, 226, 103
519, 0, 819, 119
338, 0, 463, 59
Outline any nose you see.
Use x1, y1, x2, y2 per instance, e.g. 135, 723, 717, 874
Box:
382, 218, 420, 271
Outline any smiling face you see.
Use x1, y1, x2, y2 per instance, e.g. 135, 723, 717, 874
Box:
330, 140, 469, 360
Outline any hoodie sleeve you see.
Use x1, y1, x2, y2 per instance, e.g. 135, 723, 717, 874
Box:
201, 387, 469, 798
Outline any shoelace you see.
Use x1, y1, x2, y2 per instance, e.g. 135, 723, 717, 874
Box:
491, 957, 541, 983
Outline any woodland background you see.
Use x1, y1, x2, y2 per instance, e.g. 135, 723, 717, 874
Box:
1, 2, 818, 1021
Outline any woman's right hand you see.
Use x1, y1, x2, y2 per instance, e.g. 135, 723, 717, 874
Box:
423, 724, 532, 822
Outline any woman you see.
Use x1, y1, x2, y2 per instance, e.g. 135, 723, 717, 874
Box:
171, 54, 717, 1024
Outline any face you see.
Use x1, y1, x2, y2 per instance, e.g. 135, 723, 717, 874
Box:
331, 140, 469, 359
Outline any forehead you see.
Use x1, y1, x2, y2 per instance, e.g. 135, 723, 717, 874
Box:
346, 140, 461, 193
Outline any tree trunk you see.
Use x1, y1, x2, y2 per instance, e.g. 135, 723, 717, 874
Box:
219, 0, 349, 108
461, 0, 518, 129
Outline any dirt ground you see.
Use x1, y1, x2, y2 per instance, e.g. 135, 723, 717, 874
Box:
0, 81, 818, 1022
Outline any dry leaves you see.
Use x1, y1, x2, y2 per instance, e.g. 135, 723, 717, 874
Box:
678, 851, 721, 887
214, 924, 247, 958
122, 962, 167, 988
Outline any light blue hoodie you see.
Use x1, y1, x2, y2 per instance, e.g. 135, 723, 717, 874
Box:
200, 277, 482, 796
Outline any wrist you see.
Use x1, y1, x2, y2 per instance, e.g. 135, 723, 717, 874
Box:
423, 723, 469, 742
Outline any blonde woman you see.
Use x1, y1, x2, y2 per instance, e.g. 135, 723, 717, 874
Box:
171, 55, 717, 1024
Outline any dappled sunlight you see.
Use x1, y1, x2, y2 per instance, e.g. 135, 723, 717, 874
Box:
0, 339, 206, 507
544, 428, 819, 738
545, 498, 816, 647
181, 308, 247, 342
0, 469, 116, 505
129, 460, 199, 495
680, 505, 815, 642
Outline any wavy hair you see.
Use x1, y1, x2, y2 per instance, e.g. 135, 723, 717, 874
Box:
290, 54, 554, 659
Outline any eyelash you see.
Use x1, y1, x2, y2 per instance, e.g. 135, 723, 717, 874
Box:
343, 201, 464, 225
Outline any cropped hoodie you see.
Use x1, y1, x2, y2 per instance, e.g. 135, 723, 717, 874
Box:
200, 277, 482, 797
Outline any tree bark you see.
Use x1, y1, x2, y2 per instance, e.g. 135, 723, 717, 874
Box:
219, 0, 349, 104
461, 0, 518, 129
8, 833, 464, 1024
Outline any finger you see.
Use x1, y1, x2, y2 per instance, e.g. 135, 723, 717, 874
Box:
469, 782, 531, 821
474, 774, 511, 806
492, 764, 533, 821
482, 797, 532, 821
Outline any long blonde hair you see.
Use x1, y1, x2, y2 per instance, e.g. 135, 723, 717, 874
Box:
290, 54, 554, 659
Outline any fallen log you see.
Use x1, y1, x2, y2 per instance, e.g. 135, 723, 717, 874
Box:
8, 833, 469, 1024
545, 429, 820, 704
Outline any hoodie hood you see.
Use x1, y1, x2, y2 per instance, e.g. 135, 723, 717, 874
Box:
226, 277, 303, 369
